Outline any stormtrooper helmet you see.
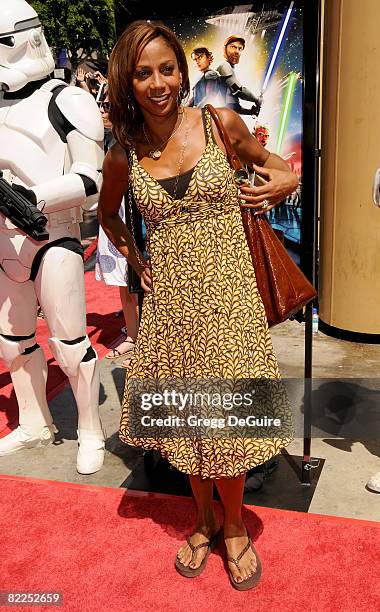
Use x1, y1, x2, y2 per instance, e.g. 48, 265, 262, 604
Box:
0, 0, 55, 92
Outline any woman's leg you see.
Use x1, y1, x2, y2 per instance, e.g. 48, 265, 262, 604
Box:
177, 475, 220, 569
214, 475, 258, 583
119, 286, 139, 366
106, 286, 139, 358
120, 286, 139, 341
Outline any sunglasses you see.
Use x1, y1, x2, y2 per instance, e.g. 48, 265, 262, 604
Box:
99, 102, 110, 111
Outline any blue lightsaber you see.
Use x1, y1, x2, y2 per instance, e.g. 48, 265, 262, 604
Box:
261, 1, 295, 93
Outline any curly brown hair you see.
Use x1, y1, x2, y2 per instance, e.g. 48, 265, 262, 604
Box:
108, 20, 190, 149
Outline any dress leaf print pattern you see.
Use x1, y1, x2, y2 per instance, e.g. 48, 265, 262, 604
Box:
120, 108, 293, 479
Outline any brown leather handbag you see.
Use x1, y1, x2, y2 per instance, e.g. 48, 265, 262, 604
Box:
205, 104, 316, 327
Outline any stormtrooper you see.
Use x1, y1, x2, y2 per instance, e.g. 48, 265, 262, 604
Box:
0, 0, 105, 474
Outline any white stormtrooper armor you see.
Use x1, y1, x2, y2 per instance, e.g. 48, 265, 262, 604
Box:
0, 0, 105, 474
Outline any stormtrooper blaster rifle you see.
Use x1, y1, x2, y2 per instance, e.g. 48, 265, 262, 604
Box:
0, 174, 49, 242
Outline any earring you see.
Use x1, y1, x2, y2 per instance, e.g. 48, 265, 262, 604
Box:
127, 93, 135, 117
177, 83, 184, 105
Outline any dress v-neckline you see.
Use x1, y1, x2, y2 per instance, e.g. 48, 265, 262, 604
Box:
132, 140, 212, 202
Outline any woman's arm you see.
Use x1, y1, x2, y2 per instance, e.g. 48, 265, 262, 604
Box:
214, 107, 299, 212
98, 143, 152, 292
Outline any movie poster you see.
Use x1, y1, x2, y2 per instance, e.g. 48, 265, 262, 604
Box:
165, 2, 303, 247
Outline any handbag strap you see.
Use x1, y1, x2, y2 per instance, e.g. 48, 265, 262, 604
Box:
205, 104, 268, 188
205, 104, 244, 172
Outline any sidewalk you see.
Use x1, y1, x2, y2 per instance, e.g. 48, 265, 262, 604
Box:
1, 318, 379, 521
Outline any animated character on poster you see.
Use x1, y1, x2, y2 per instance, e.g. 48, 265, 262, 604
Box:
254, 124, 270, 148
216, 35, 262, 117
179, 1, 302, 244
0, 0, 105, 474
188, 46, 224, 108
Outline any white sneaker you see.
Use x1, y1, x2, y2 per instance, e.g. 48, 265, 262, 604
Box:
0, 425, 56, 456
76, 429, 105, 475
366, 472, 380, 493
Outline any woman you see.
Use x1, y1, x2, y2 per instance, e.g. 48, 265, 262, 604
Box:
95, 91, 139, 367
99, 21, 298, 590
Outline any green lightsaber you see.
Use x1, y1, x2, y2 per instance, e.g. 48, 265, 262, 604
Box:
276, 71, 298, 155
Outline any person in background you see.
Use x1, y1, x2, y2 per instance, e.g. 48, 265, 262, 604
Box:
99, 92, 114, 153
95, 91, 139, 368
75, 67, 107, 98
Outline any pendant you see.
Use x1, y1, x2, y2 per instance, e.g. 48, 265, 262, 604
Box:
149, 149, 161, 160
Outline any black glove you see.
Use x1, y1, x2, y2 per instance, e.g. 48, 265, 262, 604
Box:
12, 183, 38, 207
251, 98, 262, 117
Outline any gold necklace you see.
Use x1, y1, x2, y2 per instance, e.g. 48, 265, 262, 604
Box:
126, 112, 189, 271
172, 111, 189, 200
143, 109, 184, 160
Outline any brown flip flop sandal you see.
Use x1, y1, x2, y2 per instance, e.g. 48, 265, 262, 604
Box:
175, 528, 222, 578
225, 532, 262, 591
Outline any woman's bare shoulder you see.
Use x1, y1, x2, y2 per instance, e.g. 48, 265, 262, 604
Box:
104, 142, 129, 176
213, 107, 246, 132
108, 142, 129, 164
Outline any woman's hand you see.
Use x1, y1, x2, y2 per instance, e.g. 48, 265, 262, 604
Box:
133, 252, 152, 294
239, 164, 299, 216
139, 265, 152, 294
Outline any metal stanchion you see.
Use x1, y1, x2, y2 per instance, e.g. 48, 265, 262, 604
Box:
300, 0, 322, 484
302, 301, 313, 484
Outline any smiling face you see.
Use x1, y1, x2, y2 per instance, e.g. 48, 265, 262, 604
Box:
132, 36, 182, 118
107, 21, 190, 147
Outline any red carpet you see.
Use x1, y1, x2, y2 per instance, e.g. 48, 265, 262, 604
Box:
0, 272, 122, 436
0, 475, 379, 612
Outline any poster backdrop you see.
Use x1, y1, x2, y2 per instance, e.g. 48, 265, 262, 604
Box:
165, 2, 303, 246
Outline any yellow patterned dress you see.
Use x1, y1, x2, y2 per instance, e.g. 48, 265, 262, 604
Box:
120, 108, 293, 479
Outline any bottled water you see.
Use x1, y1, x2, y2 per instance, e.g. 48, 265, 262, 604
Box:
312, 307, 319, 334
